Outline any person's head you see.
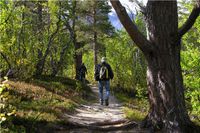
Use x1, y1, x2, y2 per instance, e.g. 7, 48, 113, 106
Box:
101, 57, 106, 63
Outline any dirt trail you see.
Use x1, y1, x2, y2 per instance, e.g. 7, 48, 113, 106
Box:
61, 85, 149, 132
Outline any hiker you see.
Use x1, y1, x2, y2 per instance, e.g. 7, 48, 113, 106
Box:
95, 57, 114, 106
79, 63, 87, 83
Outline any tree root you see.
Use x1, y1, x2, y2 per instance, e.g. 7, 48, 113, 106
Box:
140, 116, 200, 133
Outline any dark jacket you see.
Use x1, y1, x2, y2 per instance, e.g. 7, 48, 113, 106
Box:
95, 62, 114, 81
79, 64, 87, 77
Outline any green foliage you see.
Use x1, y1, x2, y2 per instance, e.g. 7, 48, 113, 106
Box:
101, 12, 148, 98
179, 0, 200, 119
123, 107, 146, 121
82, 51, 95, 81
189, 90, 200, 115
0, 0, 75, 78
0, 78, 18, 132
78, 0, 114, 35
105, 29, 147, 97
75, 81, 83, 93
115, 92, 148, 121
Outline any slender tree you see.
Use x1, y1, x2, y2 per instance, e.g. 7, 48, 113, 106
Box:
60, 0, 83, 79
34, 1, 61, 76
111, 0, 200, 132
80, 0, 114, 66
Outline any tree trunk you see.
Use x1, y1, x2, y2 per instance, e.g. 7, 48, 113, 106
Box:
142, 1, 194, 132
111, 0, 200, 132
0, 52, 11, 69
50, 40, 71, 77
74, 42, 82, 79
69, 0, 83, 80
34, 2, 43, 76
93, 3, 98, 66
34, 5, 61, 76
93, 31, 98, 66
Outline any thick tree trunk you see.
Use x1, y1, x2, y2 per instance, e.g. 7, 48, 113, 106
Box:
111, 0, 200, 132
142, 1, 194, 132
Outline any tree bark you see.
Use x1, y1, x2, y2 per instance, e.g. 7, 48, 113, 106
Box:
178, 2, 200, 38
142, 1, 195, 132
93, 3, 98, 66
111, 0, 153, 54
63, 13, 82, 79
34, 2, 43, 76
111, 0, 200, 132
70, 1, 83, 80
74, 42, 82, 79
93, 31, 98, 66
0, 52, 11, 69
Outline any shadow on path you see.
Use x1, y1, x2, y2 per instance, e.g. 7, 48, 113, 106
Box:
62, 85, 148, 132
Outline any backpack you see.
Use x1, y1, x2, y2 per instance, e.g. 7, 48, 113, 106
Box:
99, 65, 109, 80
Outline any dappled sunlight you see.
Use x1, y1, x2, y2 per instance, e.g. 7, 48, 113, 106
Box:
64, 86, 138, 131
2, 78, 92, 132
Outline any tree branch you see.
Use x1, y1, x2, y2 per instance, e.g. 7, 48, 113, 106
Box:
110, 0, 153, 53
130, 0, 146, 14
43, 16, 61, 59
0, 52, 11, 69
178, 1, 200, 38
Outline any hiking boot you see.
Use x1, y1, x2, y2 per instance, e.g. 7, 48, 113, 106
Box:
100, 99, 103, 105
105, 99, 109, 106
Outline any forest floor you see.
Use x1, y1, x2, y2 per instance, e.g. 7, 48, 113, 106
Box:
2, 77, 148, 133
61, 85, 149, 133
3, 77, 199, 132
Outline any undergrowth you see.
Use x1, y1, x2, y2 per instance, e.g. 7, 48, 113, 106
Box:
1, 75, 94, 132
113, 88, 200, 126
113, 91, 148, 122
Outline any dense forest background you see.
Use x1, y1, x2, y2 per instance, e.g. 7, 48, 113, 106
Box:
0, 0, 199, 132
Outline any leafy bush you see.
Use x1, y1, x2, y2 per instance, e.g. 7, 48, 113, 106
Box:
181, 45, 200, 118
186, 89, 200, 115
0, 77, 19, 132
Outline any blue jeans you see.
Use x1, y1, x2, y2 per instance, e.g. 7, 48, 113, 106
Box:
98, 80, 110, 101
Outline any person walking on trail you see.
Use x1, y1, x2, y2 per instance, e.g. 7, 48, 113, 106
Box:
95, 57, 114, 106
79, 63, 87, 83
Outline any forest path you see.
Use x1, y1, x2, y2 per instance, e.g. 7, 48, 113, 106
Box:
62, 85, 145, 133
